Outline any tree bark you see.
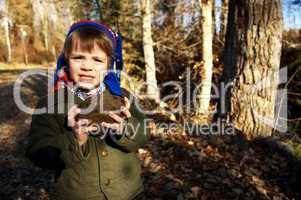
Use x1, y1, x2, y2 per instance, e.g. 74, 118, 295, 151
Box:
198, 0, 213, 113
142, 0, 159, 101
220, 0, 229, 43
220, 0, 283, 138
212, 0, 216, 38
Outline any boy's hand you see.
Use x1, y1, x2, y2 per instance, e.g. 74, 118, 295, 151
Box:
68, 105, 93, 146
101, 97, 132, 135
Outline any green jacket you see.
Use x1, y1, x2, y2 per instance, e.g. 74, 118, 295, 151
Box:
26, 87, 150, 200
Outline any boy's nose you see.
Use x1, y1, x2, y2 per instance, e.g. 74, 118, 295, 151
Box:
80, 62, 93, 71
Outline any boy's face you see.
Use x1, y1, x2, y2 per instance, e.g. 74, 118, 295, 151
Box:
68, 44, 108, 90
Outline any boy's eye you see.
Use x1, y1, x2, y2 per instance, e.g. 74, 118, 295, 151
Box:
71, 56, 84, 60
94, 58, 103, 63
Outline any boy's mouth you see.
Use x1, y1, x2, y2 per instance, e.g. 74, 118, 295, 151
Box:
79, 74, 95, 81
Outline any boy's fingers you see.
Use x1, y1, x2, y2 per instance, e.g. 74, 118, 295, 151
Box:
121, 97, 131, 118
123, 97, 131, 109
79, 119, 90, 126
78, 119, 89, 129
108, 112, 123, 123
101, 121, 124, 135
121, 108, 131, 119
86, 125, 98, 132
67, 106, 76, 123
74, 120, 90, 135
68, 105, 78, 116
68, 105, 81, 127
101, 122, 119, 130
68, 116, 76, 128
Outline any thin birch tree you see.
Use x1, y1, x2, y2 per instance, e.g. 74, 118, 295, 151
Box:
0, 0, 11, 62
142, 0, 159, 101
198, 0, 213, 113
220, 0, 229, 43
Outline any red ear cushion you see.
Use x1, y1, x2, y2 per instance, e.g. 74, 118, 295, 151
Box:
53, 69, 71, 91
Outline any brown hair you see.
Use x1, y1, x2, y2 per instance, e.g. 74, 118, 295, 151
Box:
63, 26, 114, 68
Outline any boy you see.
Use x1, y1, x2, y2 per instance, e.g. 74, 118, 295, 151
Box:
26, 21, 149, 200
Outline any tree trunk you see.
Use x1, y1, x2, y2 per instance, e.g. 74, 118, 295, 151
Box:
190, 0, 196, 22
32, 0, 43, 45
1, 0, 11, 63
142, 0, 159, 101
198, 0, 213, 114
220, 0, 283, 138
42, 18, 48, 50
19, 26, 28, 65
212, 0, 216, 38
93, 0, 102, 20
220, 0, 229, 43
3, 16, 11, 63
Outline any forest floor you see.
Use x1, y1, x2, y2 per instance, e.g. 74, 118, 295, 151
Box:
0, 68, 300, 200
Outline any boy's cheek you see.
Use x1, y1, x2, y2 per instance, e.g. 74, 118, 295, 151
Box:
69, 64, 79, 81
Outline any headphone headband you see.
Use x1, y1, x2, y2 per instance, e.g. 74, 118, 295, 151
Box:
67, 20, 118, 48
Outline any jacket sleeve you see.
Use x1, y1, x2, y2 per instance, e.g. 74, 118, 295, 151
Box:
25, 102, 91, 170
108, 94, 150, 152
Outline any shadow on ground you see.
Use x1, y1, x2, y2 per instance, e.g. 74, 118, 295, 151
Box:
0, 69, 54, 200
141, 124, 301, 200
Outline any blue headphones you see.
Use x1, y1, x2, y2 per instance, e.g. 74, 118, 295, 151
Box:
54, 20, 123, 96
